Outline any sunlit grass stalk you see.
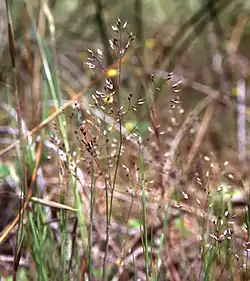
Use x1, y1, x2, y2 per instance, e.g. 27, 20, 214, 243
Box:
74, 183, 88, 248
204, 245, 216, 281
152, 202, 169, 280
29, 212, 49, 281
150, 226, 153, 273
139, 140, 149, 280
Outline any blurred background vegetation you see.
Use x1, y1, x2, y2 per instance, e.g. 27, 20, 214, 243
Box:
1, 0, 250, 280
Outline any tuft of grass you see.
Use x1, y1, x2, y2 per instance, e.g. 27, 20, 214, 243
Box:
1, 2, 250, 281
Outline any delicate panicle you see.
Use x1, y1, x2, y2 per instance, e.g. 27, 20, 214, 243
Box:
97, 48, 103, 58
111, 25, 119, 32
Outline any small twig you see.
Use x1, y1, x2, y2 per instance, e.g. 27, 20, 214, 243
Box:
227, 13, 248, 54
166, 244, 181, 281
168, 96, 214, 165
154, 70, 233, 109
186, 103, 215, 169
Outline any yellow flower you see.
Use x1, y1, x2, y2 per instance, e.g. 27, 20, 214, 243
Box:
103, 94, 114, 104
145, 38, 155, 49
107, 68, 118, 77
232, 87, 238, 96
125, 121, 135, 132
115, 258, 124, 267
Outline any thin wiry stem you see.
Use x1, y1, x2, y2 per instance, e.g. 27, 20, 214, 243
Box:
102, 25, 123, 281
139, 141, 149, 280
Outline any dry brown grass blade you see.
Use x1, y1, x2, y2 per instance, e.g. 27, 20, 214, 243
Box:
0, 141, 43, 245
28, 196, 77, 211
